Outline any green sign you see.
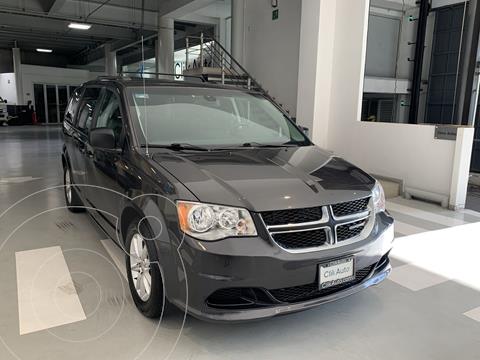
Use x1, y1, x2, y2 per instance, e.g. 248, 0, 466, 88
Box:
272, 9, 279, 20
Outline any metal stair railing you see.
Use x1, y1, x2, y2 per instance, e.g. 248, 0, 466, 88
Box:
186, 35, 252, 88
184, 33, 290, 116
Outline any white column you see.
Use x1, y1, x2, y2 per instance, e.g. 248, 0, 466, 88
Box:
104, 43, 117, 76
12, 47, 23, 105
217, 18, 226, 46
296, 0, 337, 148
449, 127, 475, 209
231, 0, 245, 65
156, 16, 174, 76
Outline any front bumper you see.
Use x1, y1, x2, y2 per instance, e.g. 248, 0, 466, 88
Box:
166, 212, 394, 322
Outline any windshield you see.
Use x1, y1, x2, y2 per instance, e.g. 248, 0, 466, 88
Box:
127, 86, 310, 148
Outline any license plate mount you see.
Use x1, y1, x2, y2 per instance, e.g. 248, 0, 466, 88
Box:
319, 257, 355, 290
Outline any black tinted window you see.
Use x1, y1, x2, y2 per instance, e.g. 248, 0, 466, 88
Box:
94, 90, 123, 144
64, 88, 82, 124
76, 87, 102, 133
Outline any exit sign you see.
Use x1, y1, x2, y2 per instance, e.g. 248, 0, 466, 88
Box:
272, 9, 279, 20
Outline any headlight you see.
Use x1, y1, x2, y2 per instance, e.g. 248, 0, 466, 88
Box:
372, 180, 386, 213
176, 201, 257, 240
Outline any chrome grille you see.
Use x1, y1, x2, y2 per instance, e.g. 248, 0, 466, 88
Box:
261, 198, 372, 252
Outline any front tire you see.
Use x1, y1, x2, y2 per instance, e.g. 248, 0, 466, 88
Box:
125, 221, 165, 318
64, 166, 85, 213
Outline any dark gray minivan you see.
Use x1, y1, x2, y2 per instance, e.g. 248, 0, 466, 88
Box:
62, 77, 394, 321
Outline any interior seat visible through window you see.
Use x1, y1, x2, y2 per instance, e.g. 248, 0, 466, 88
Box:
76, 87, 102, 133
95, 90, 123, 146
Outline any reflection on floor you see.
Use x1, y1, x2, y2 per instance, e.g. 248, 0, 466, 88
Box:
1, 126, 480, 360
466, 182, 480, 212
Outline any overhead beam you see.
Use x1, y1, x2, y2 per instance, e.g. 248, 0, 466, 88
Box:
370, 0, 418, 11
70, 0, 159, 13
1, 0, 213, 33
36, 0, 68, 14
60, 0, 159, 30
0, 12, 139, 41
178, 13, 221, 26
119, 47, 156, 67
71, 31, 156, 65
0, 6, 150, 31
0, 28, 105, 44
163, 0, 219, 18
48, 0, 68, 14
69, 45, 108, 65
69, 0, 202, 16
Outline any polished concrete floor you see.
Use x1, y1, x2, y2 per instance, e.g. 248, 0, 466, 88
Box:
1, 126, 480, 360
466, 184, 480, 212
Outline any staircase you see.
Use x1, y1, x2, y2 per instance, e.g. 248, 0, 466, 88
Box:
182, 34, 290, 117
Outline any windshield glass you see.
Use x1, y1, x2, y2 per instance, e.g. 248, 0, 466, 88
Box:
127, 86, 310, 148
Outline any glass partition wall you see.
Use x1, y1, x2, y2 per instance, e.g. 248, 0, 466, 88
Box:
33, 84, 79, 123
362, 0, 470, 125
363, 0, 480, 173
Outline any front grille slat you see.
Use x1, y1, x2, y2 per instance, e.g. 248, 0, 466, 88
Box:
261, 206, 323, 226
272, 228, 328, 249
261, 197, 371, 251
269, 265, 374, 303
331, 197, 370, 218
205, 263, 380, 309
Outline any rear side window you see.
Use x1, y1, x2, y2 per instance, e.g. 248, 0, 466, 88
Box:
64, 88, 82, 124
76, 87, 102, 133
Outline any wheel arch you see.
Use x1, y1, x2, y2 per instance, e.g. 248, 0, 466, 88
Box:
120, 205, 144, 245
61, 151, 71, 170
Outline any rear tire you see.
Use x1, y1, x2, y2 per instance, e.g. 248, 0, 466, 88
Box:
125, 221, 165, 318
64, 166, 85, 213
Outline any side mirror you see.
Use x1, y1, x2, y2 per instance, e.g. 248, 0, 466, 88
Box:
90, 128, 116, 149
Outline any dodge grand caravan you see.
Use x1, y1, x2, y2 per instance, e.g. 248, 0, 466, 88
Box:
62, 77, 394, 322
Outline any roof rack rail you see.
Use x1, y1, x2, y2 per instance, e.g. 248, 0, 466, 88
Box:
117, 71, 206, 82
97, 75, 122, 81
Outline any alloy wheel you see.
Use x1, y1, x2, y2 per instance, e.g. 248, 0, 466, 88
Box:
65, 168, 72, 204
129, 233, 152, 302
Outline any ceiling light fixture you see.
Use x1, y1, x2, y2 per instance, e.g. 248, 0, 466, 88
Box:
68, 22, 92, 30
36, 48, 53, 53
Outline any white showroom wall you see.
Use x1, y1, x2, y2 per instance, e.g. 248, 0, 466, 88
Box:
243, 0, 302, 116
297, 0, 474, 209
0, 73, 17, 104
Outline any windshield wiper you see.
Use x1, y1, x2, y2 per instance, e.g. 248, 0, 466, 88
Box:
148, 143, 210, 152
241, 142, 299, 148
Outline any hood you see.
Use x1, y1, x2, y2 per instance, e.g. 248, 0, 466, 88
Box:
151, 146, 375, 212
